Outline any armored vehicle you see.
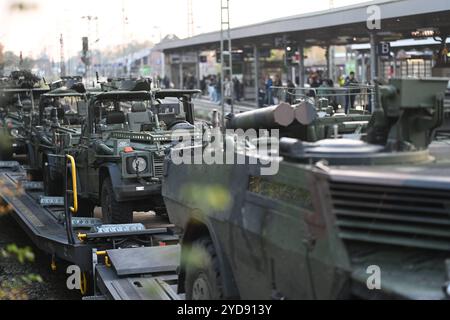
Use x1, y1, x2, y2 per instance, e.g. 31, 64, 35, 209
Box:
51, 79, 201, 224
0, 71, 49, 160
162, 78, 450, 300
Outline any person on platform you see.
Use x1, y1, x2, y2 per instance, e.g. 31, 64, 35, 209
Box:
233, 77, 241, 102
286, 80, 296, 105
344, 71, 359, 114
265, 75, 274, 105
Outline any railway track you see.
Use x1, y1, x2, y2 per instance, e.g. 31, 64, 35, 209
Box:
0, 213, 81, 300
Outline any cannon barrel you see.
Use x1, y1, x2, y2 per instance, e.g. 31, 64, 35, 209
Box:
294, 100, 317, 125
226, 102, 295, 130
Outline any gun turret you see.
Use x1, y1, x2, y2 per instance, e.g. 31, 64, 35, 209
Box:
366, 78, 449, 151
227, 79, 448, 148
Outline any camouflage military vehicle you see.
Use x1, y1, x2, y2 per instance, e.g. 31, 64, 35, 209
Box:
162, 78, 450, 300
0, 71, 49, 160
50, 79, 201, 224
26, 78, 89, 194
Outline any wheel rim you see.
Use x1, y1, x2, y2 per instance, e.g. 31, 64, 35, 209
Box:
192, 273, 211, 300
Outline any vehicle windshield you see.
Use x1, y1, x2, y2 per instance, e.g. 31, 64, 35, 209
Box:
40, 95, 86, 125
91, 98, 152, 133
92, 97, 187, 133
97, 99, 151, 115
0, 90, 35, 114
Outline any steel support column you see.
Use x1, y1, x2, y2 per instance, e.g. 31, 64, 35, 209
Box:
370, 33, 379, 81
392, 50, 397, 78
196, 51, 201, 90
327, 45, 335, 81
298, 44, 305, 87
253, 45, 259, 108
179, 52, 184, 89
161, 51, 166, 78
361, 52, 367, 83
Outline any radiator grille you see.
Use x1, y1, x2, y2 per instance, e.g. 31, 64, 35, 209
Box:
330, 181, 450, 251
153, 155, 165, 178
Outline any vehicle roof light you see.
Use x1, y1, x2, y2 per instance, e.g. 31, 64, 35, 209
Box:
124, 146, 134, 153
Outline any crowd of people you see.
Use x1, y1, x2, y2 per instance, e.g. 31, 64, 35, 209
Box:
257, 71, 363, 113
157, 70, 364, 114
156, 75, 171, 89
200, 74, 244, 104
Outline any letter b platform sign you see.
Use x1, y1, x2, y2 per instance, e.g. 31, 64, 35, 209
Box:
377, 42, 391, 57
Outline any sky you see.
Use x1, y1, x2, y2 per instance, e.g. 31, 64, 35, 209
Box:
0, 0, 368, 60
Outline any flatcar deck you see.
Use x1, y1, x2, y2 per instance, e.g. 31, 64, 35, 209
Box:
0, 161, 177, 273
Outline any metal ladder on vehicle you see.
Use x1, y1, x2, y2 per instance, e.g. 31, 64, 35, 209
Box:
220, 0, 234, 126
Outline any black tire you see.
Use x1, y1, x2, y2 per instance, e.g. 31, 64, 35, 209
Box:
152, 196, 167, 216
154, 207, 168, 216
101, 177, 133, 224
43, 162, 63, 196
185, 237, 223, 300
76, 198, 95, 218
0, 142, 13, 161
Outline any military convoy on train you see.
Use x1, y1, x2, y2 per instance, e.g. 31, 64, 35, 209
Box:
2, 70, 450, 300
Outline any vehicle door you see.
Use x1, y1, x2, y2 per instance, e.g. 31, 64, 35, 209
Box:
229, 159, 316, 299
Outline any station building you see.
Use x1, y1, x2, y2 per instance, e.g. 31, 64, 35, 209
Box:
152, 0, 450, 106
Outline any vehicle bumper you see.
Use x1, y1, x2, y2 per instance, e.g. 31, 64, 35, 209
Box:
113, 181, 161, 202
12, 140, 27, 154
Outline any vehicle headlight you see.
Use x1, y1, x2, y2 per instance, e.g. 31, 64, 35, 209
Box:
128, 156, 147, 173
9, 128, 19, 138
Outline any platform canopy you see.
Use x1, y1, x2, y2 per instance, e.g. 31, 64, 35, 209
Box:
154, 0, 450, 52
